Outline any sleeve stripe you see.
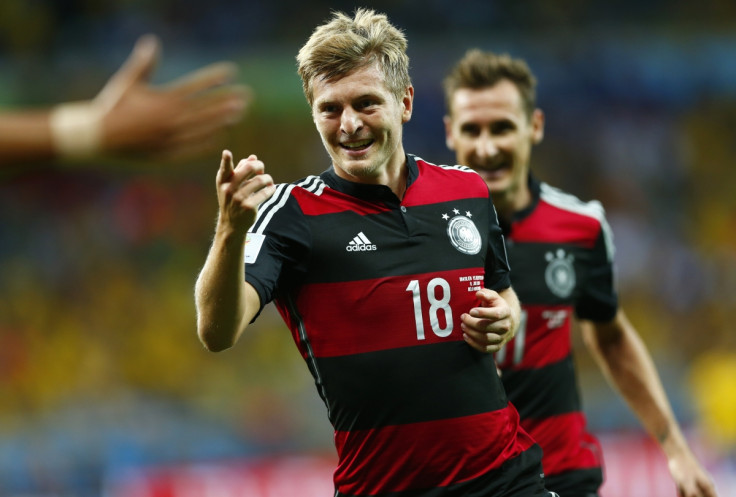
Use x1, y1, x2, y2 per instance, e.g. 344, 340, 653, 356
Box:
540, 182, 615, 262
250, 175, 328, 234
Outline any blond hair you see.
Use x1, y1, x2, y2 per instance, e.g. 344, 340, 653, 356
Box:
296, 8, 411, 106
443, 49, 537, 118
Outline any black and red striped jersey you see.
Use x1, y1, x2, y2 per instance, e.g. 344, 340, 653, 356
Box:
244, 155, 543, 496
495, 176, 618, 493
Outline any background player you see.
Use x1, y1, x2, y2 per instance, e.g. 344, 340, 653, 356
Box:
0, 34, 249, 167
442, 49, 718, 497
194, 9, 559, 497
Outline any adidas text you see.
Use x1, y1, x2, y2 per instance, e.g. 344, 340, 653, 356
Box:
346, 232, 377, 252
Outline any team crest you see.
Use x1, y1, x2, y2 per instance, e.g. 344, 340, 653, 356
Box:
443, 209, 481, 255
545, 249, 576, 298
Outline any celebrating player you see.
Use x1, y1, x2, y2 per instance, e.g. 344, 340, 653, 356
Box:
195, 9, 559, 497
443, 48, 718, 497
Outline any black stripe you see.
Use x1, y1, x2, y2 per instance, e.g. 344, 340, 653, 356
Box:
299, 175, 322, 193
501, 355, 581, 419
316, 341, 508, 431
305, 199, 491, 284
543, 467, 603, 495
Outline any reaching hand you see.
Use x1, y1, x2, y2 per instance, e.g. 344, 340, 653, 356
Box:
94, 34, 250, 161
668, 450, 719, 497
461, 288, 516, 353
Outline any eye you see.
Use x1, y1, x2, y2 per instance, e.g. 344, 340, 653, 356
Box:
460, 123, 481, 137
491, 120, 515, 134
357, 99, 376, 110
318, 103, 340, 115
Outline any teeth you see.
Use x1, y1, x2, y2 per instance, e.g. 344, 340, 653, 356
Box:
343, 139, 372, 149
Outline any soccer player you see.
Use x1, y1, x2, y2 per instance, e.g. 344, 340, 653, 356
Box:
0, 34, 249, 167
195, 9, 558, 497
442, 49, 718, 497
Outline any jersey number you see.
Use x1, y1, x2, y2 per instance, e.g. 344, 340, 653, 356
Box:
406, 278, 453, 340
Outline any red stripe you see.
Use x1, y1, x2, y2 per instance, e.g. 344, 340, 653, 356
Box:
295, 187, 391, 216
292, 269, 485, 358
498, 304, 573, 370
512, 201, 600, 247
333, 405, 536, 495
403, 159, 489, 207
521, 412, 602, 476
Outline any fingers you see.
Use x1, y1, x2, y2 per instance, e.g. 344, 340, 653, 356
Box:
219, 152, 273, 202
96, 34, 161, 107
127, 34, 161, 82
462, 289, 513, 353
462, 326, 505, 354
218, 149, 235, 183
167, 61, 240, 96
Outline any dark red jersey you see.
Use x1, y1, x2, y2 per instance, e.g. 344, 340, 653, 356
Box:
244, 155, 544, 496
495, 177, 618, 493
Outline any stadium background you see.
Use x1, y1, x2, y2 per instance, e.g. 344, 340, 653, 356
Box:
1, 0, 735, 495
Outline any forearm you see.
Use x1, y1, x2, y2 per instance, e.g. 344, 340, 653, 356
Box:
195, 224, 251, 352
0, 111, 56, 165
582, 313, 688, 456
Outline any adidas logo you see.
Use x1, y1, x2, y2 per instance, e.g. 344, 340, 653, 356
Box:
346, 232, 377, 252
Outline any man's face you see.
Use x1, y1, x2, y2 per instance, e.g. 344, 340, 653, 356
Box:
311, 62, 413, 183
444, 80, 543, 203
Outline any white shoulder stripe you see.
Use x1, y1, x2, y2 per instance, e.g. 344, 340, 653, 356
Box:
540, 182, 615, 261
413, 155, 476, 174
251, 183, 294, 235
250, 175, 330, 235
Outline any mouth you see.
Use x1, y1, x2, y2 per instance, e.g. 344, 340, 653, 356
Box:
340, 139, 374, 152
474, 161, 510, 179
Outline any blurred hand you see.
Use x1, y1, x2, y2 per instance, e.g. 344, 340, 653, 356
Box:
668, 450, 719, 497
216, 150, 275, 235
96, 34, 250, 161
461, 288, 516, 353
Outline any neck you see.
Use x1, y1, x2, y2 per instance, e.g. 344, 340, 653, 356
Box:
491, 184, 532, 224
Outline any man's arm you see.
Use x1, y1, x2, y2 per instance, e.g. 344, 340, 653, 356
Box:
194, 150, 275, 352
461, 286, 521, 353
0, 35, 249, 166
581, 310, 718, 497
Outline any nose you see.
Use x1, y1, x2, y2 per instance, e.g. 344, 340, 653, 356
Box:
341, 107, 363, 135
475, 131, 498, 160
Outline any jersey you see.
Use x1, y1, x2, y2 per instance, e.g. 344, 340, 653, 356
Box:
244, 154, 544, 497
495, 176, 618, 494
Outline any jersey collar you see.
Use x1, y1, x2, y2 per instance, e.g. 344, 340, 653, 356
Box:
320, 154, 418, 205
501, 174, 542, 234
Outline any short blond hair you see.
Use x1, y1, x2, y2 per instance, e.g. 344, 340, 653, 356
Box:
443, 49, 537, 119
296, 8, 411, 106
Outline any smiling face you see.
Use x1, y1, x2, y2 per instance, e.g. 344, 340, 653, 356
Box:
311, 62, 413, 185
444, 79, 544, 215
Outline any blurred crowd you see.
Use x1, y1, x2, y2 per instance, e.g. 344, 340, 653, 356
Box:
1, 1, 735, 496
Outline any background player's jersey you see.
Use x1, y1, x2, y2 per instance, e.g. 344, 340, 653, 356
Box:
244, 155, 539, 496
496, 176, 618, 491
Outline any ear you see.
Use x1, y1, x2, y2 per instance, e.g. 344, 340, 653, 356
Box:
401, 86, 414, 123
443, 115, 456, 151
531, 108, 545, 145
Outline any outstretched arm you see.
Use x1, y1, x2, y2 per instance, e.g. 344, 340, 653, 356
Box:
195, 150, 275, 352
0, 34, 249, 166
581, 310, 718, 497
461, 286, 521, 353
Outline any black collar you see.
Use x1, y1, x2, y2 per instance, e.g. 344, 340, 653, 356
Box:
320, 154, 418, 206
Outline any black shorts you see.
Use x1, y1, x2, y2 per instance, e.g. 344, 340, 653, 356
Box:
542, 467, 602, 497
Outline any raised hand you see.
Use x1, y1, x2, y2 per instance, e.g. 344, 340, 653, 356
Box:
216, 150, 275, 235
